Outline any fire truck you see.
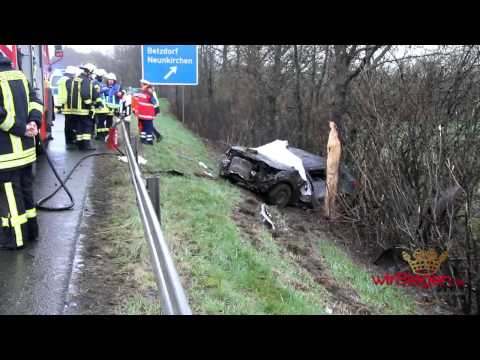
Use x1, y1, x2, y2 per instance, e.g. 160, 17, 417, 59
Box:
0, 45, 64, 149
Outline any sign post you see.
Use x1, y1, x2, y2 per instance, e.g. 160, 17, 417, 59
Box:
182, 86, 185, 123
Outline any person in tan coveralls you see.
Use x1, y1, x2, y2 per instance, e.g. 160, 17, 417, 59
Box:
325, 121, 342, 219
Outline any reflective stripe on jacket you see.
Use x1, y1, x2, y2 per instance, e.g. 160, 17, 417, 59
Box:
133, 91, 155, 120
57, 76, 73, 114
65, 74, 98, 116
0, 69, 43, 170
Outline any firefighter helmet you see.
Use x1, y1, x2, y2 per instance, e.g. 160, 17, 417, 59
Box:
64, 66, 78, 76
106, 72, 117, 81
80, 63, 97, 74
73, 67, 83, 76
95, 68, 107, 78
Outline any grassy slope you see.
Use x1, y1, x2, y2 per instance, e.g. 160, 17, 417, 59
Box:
115, 100, 417, 315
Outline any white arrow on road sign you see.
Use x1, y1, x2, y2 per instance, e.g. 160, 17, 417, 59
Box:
163, 66, 177, 80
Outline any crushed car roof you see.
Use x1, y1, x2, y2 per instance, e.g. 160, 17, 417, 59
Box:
230, 146, 295, 172
288, 147, 326, 170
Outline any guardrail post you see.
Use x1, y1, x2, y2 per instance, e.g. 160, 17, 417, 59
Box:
132, 137, 139, 165
146, 176, 161, 224
125, 119, 130, 140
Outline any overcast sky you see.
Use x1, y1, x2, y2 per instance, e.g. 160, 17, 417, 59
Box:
49, 45, 114, 56
68, 45, 114, 54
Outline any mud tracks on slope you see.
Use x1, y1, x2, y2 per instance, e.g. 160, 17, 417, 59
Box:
231, 188, 373, 315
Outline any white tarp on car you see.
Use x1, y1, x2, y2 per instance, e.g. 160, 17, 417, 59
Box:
252, 140, 312, 196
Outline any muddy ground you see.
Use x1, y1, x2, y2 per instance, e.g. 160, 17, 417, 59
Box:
65, 153, 142, 315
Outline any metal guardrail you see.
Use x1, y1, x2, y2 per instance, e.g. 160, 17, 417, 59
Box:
119, 118, 192, 315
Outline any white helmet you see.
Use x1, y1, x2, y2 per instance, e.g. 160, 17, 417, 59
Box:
95, 68, 107, 78
74, 67, 83, 76
64, 66, 77, 76
80, 63, 96, 74
140, 79, 151, 85
106, 72, 117, 81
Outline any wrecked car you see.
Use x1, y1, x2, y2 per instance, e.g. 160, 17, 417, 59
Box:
219, 140, 357, 208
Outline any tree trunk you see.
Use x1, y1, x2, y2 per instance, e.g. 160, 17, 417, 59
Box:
222, 45, 229, 73
325, 122, 342, 218
330, 45, 349, 143
207, 45, 214, 100
268, 45, 283, 135
294, 45, 305, 145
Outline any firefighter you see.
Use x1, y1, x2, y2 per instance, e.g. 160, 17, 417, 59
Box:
57, 66, 79, 149
101, 72, 122, 140
145, 79, 163, 142
0, 53, 43, 250
66, 63, 99, 151
133, 79, 160, 146
92, 68, 110, 140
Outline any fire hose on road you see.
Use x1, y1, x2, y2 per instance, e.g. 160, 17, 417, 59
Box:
36, 139, 124, 211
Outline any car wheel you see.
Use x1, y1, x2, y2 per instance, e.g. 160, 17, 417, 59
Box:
267, 183, 292, 208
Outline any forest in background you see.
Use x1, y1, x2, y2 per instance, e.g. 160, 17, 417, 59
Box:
54, 45, 142, 87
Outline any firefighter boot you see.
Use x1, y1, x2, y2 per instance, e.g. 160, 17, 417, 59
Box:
82, 140, 96, 151
153, 128, 163, 143
27, 219, 39, 242
78, 140, 95, 151
0, 228, 24, 250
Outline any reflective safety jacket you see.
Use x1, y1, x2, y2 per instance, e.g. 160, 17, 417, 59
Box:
0, 68, 43, 171
92, 78, 110, 115
57, 75, 74, 114
133, 90, 158, 120
65, 74, 99, 116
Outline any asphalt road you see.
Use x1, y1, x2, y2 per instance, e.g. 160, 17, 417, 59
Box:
0, 114, 98, 315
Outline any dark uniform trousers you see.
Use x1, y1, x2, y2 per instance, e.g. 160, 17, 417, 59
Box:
139, 119, 154, 145
95, 114, 112, 139
0, 165, 38, 249
65, 74, 98, 149
74, 114, 94, 148
64, 114, 76, 144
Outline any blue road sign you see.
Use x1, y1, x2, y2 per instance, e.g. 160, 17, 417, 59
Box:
142, 45, 198, 85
